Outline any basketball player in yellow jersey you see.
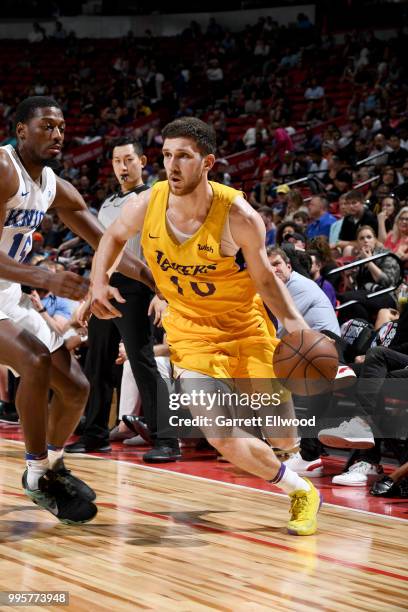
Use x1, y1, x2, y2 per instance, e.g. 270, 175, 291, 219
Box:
91, 117, 322, 535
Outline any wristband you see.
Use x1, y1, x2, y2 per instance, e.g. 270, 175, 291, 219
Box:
38, 308, 46, 314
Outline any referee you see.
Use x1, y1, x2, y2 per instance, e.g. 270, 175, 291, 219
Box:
65, 137, 181, 462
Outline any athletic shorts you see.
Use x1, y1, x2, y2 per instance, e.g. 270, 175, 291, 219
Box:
163, 295, 280, 380
0, 286, 64, 359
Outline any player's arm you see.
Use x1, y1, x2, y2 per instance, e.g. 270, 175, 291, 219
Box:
90, 189, 150, 319
230, 198, 308, 333
0, 153, 86, 298
52, 177, 154, 289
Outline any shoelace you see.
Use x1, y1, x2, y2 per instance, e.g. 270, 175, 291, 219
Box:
42, 470, 77, 498
290, 493, 309, 520
348, 461, 372, 474
338, 418, 368, 431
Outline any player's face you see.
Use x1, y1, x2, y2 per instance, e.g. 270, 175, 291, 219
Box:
268, 255, 291, 283
112, 144, 146, 187
17, 107, 65, 165
163, 137, 214, 196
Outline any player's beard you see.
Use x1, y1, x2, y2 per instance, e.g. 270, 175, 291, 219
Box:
168, 171, 202, 196
44, 157, 62, 171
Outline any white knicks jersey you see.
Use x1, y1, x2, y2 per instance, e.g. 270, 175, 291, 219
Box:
0, 144, 56, 296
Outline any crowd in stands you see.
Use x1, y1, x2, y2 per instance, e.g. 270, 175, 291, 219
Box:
0, 14, 407, 496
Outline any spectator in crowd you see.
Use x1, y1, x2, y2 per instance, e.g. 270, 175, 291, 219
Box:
319, 306, 408, 487
337, 190, 378, 253
270, 123, 294, 161
329, 194, 350, 248
274, 183, 291, 215
292, 210, 310, 234
249, 169, 276, 207
337, 225, 400, 324
377, 195, 401, 243
304, 78, 325, 101
369, 133, 391, 166
308, 250, 337, 308
258, 206, 276, 246
308, 147, 329, 179
384, 205, 408, 262
306, 195, 337, 240
243, 118, 268, 148
388, 134, 408, 169
267, 247, 340, 337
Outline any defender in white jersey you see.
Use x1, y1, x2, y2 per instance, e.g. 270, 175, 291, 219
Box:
0, 96, 154, 525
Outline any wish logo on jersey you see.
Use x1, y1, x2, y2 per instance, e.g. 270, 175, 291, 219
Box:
5, 209, 45, 229
155, 250, 217, 276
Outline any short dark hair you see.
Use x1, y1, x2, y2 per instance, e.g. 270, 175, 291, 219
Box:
308, 249, 322, 265
345, 189, 365, 202
312, 194, 329, 209
14, 96, 61, 130
112, 136, 143, 157
293, 210, 309, 223
258, 205, 274, 218
162, 117, 216, 156
266, 246, 290, 263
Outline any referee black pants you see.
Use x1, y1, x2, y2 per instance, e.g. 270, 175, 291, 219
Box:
82, 281, 173, 445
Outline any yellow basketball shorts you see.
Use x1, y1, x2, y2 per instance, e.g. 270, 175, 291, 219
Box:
163, 297, 280, 380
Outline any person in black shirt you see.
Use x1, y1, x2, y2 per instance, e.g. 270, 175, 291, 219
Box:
387, 134, 408, 170
337, 189, 378, 254
65, 138, 181, 462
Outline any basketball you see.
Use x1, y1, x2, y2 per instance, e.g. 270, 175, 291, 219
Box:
273, 329, 339, 396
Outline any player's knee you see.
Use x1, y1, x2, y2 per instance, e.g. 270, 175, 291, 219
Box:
65, 372, 90, 406
25, 348, 52, 375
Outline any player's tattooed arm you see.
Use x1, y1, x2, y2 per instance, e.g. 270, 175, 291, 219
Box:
230, 198, 308, 334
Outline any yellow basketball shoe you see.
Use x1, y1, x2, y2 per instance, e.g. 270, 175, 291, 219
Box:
287, 479, 322, 536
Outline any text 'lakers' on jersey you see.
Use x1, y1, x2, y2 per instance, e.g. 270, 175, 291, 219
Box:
141, 181, 256, 318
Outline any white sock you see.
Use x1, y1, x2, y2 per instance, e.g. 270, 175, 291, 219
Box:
48, 447, 64, 469
26, 457, 50, 490
270, 464, 311, 494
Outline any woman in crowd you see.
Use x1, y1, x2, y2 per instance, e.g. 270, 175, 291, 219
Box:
284, 189, 308, 221
337, 225, 401, 323
384, 206, 408, 263
377, 194, 401, 243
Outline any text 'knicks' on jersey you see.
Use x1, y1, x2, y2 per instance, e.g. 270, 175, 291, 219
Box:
141, 180, 256, 319
0, 145, 56, 292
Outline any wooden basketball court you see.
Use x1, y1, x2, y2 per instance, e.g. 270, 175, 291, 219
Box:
0, 436, 407, 611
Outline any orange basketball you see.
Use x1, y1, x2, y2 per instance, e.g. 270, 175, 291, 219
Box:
273, 329, 339, 396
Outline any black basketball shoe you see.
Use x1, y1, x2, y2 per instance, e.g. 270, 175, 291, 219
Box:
52, 458, 96, 502
22, 469, 97, 525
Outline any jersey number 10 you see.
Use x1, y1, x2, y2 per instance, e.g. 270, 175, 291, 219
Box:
8, 232, 33, 263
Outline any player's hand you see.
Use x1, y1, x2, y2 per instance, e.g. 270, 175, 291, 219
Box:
73, 296, 92, 328
90, 283, 126, 319
115, 342, 127, 365
47, 271, 90, 300
148, 294, 167, 327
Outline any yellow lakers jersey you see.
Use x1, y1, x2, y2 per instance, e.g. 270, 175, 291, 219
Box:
141, 180, 257, 318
